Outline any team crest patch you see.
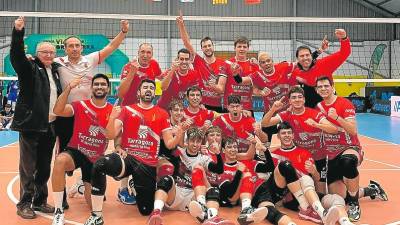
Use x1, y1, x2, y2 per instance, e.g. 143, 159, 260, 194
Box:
299, 132, 308, 141
138, 125, 148, 139
89, 125, 100, 136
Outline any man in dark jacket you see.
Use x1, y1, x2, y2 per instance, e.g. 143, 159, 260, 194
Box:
10, 16, 62, 219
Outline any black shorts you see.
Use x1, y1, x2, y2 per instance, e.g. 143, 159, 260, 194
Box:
251, 175, 288, 207
54, 116, 74, 152
204, 104, 225, 114
315, 154, 343, 185
261, 125, 278, 144
64, 147, 93, 183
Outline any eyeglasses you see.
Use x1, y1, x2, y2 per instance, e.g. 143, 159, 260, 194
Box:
37, 51, 56, 56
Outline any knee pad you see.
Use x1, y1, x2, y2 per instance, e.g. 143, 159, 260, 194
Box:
206, 187, 220, 202
340, 154, 359, 179
192, 168, 205, 188
278, 160, 298, 184
156, 175, 174, 193
321, 194, 345, 209
266, 205, 285, 225
158, 163, 175, 178
299, 175, 315, 193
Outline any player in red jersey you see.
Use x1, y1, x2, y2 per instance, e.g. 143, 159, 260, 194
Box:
262, 86, 338, 160
184, 86, 217, 132
176, 12, 226, 112
315, 76, 388, 222
118, 43, 162, 106
158, 48, 201, 110
147, 127, 228, 225
51, 74, 113, 225
293, 29, 351, 108
83, 79, 184, 225
213, 95, 268, 155
273, 121, 357, 225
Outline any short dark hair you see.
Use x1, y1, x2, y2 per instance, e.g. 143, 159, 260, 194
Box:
200, 37, 214, 48
177, 48, 191, 57
168, 99, 184, 111
227, 95, 241, 105
92, 73, 110, 87
187, 127, 204, 141
186, 86, 202, 97
295, 45, 312, 58
222, 137, 238, 148
4, 103, 11, 108
234, 36, 250, 47
288, 86, 304, 98
316, 76, 334, 86
63, 36, 82, 47
277, 121, 293, 133
138, 78, 156, 90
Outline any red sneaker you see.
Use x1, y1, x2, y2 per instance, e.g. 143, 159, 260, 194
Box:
202, 216, 235, 225
298, 206, 322, 224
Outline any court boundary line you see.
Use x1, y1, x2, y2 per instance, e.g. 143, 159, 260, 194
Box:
7, 175, 83, 225
360, 134, 399, 146
364, 158, 400, 169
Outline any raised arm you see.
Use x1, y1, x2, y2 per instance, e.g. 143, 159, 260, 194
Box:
176, 11, 196, 56
53, 78, 81, 117
261, 97, 285, 127
10, 16, 32, 77
117, 61, 139, 99
105, 106, 123, 139
99, 20, 129, 62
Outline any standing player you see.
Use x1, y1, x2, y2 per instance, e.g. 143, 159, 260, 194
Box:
157, 48, 201, 110
83, 79, 184, 225
293, 29, 351, 108
261, 86, 338, 160
51, 74, 112, 225
176, 12, 226, 112
315, 76, 388, 221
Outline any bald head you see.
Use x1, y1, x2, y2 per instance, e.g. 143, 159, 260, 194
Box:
258, 52, 274, 74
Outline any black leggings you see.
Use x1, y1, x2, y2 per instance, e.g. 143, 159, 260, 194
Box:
91, 153, 156, 215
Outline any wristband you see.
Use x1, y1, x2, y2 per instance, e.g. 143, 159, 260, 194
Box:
121, 29, 128, 34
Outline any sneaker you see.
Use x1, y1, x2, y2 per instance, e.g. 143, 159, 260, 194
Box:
369, 180, 388, 201
203, 216, 236, 225
347, 202, 361, 222
237, 206, 268, 225
32, 203, 55, 213
117, 187, 136, 205
298, 206, 322, 223
84, 213, 104, 225
16, 204, 36, 219
188, 200, 208, 223
52, 208, 65, 225
147, 209, 163, 225
68, 180, 85, 198
322, 206, 340, 225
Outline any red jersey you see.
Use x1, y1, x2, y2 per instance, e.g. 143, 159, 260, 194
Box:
271, 146, 314, 176
117, 104, 171, 167
120, 59, 162, 106
278, 108, 326, 160
293, 38, 351, 86
193, 55, 225, 107
184, 107, 214, 127
157, 69, 201, 110
212, 114, 255, 153
316, 97, 361, 159
68, 100, 113, 163
250, 62, 297, 112
223, 58, 259, 110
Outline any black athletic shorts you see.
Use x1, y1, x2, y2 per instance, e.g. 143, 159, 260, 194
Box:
315, 154, 342, 185
251, 175, 288, 207
64, 147, 93, 183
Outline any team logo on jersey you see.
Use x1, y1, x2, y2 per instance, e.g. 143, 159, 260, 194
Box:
138, 125, 148, 139
299, 132, 308, 141
88, 125, 100, 136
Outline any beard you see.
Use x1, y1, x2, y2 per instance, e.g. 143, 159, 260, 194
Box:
140, 91, 154, 103
92, 90, 107, 99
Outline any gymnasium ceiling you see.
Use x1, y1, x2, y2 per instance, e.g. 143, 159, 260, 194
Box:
353, 0, 400, 17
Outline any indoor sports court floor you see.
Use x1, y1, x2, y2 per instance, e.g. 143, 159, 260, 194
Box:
0, 113, 399, 225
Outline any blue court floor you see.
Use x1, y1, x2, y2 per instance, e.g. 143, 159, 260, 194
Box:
0, 113, 399, 147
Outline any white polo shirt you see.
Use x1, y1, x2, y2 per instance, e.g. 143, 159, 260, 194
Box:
54, 51, 100, 103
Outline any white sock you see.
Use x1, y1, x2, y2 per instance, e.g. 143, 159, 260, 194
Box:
339, 217, 353, 225
207, 208, 218, 219
52, 191, 64, 211
154, 199, 165, 211
241, 198, 252, 210
120, 177, 129, 189
197, 195, 206, 205
91, 195, 104, 216
293, 190, 309, 211
311, 201, 325, 218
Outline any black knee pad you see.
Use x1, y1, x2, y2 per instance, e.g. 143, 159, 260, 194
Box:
206, 187, 220, 202
266, 205, 285, 225
156, 175, 174, 193
278, 160, 298, 184
340, 154, 359, 179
